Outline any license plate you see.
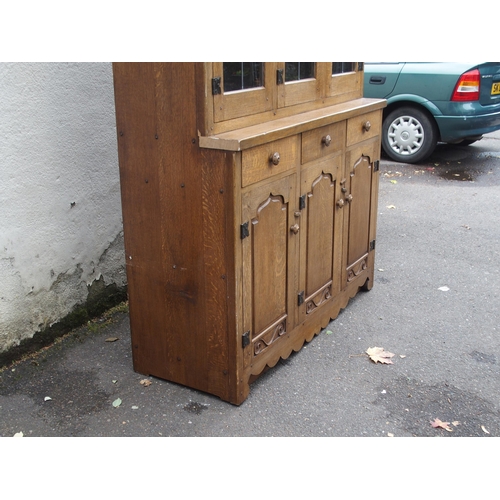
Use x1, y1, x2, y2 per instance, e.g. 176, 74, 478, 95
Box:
493, 82, 500, 95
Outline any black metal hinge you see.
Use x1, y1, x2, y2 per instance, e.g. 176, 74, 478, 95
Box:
242, 331, 250, 349
298, 291, 305, 306
212, 77, 221, 95
374, 160, 380, 172
358, 62, 364, 72
240, 221, 249, 240
299, 194, 306, 210
370, 239, 376, 251
277, 69, 284, 85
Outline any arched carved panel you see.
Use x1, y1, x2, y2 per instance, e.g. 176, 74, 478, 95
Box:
347, 156, 372, 267
305, 172, 335, 297
251, 194, 288, 337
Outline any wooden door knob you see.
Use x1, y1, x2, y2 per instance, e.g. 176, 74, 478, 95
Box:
336, 199, 345, 208
345, 194, 353, 203
290, 223, 300, 234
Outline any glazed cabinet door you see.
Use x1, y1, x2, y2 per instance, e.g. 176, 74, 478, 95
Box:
298, 154, 344, 321
241, 174, 298, 374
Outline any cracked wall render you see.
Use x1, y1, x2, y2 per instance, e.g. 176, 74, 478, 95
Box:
0, 62, 126, 355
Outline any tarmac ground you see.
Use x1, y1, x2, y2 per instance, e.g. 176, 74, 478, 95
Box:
2, 131, 500, 494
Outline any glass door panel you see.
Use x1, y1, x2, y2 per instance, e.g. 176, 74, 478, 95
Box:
213, 62, 274, 123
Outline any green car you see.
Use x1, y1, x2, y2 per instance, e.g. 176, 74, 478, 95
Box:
363, 62, 500, 163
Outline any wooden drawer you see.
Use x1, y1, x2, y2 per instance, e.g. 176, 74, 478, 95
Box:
346, 110, 381, 147
242, 135, 300, 187
301, 121, 345, 164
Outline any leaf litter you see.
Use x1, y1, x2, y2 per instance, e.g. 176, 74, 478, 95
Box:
430, 418, 453, 432
366, 347, 395, 364
349, 346, 398, 364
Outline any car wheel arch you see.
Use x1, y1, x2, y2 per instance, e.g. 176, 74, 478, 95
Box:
383, 100, 441, 141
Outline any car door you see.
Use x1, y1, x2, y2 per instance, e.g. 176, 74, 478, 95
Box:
363, 63, 405, 98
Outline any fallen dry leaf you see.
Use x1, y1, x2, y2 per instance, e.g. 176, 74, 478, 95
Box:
481, 425, 490, 434
105, 337, 119, 342
430, 418, 453, 432
366, 347, 395, 364
140, 379, 152, 387
386, 205, 396, 209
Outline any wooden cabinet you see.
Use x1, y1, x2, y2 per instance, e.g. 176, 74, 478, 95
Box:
113, 63, 385, 405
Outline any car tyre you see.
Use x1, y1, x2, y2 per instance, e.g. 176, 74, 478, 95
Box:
382, 106, 437, 163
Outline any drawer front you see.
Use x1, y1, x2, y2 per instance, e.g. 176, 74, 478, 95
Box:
301, 121, 345, 164
347, 140, 381, 165
242, 135, 300, 187
346, 110, 382, 147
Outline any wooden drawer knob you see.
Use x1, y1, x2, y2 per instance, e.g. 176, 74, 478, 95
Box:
322, 134, 332, 147
269, 152, 281, 165
363, 121, 371, 132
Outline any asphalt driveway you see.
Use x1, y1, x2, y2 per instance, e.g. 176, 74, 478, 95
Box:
1, 131, 500, 439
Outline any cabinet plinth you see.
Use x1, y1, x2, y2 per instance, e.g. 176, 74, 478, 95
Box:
113, 62, 386, 404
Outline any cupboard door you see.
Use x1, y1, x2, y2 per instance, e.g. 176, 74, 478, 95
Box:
326, 63, 363, 102
299, 155, 343, 320
212, 63, 276, 123
343, 141, 379, 287
277, 62, 320, 109
241, 174, 298, 368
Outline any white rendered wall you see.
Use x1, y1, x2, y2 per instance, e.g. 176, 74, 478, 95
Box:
0, 62, 126, 354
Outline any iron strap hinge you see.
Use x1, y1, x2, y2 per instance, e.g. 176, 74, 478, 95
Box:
240, 221, 249, 239
299, 194, 306, 210
374, 160, 380, 172
370, 239, 376, 251
212, 77, 222, 95
242, 331, 250, 348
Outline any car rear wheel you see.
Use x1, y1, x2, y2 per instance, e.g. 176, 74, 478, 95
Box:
382, 106, 437, 163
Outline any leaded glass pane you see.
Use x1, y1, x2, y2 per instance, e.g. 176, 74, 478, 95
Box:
223, 63, 264, 92
332, 62, 355, 75
285, 63, 315, 82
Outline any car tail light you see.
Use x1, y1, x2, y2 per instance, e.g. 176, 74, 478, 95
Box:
451, 69, 480, 101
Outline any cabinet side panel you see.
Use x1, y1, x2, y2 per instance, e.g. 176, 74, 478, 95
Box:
200, 148, 234, 401
113, 63, 168, 375
113, 63, 231, 401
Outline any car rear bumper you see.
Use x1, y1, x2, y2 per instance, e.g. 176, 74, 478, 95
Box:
435, 108, 500, 142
